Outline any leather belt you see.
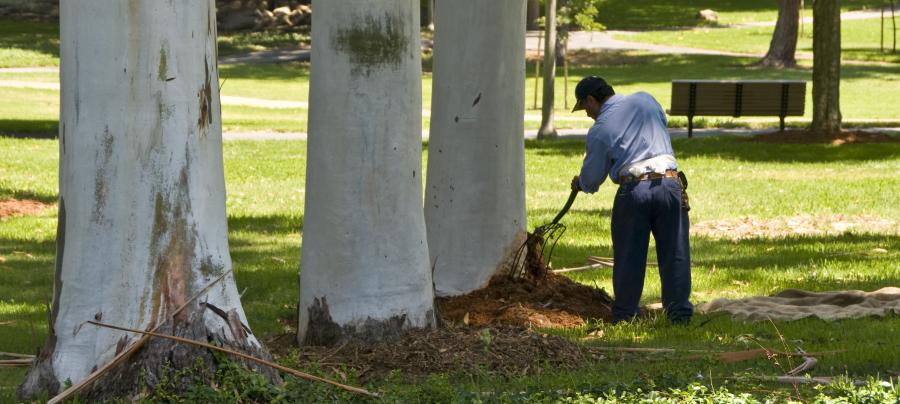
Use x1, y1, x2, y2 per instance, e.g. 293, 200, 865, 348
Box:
619, 170, 678, 184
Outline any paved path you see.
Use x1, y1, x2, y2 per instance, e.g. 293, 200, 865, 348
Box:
733, 5, 898, 28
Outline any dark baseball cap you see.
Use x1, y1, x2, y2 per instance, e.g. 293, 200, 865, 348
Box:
572, 76, 615, 112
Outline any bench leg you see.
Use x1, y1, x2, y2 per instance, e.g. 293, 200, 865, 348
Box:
688, 115, 694, 138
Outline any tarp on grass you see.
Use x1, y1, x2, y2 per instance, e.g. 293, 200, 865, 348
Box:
698, 287, 900, 321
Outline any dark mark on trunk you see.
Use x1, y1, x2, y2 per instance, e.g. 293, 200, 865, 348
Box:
333, 12, 409, 76
197, 59, 213, 133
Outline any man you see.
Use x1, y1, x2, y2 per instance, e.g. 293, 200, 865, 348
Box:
570, 76, 693, 324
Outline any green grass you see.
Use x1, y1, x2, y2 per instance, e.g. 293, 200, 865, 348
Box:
217, 30, 310, 57
594, 0, 887, 29
2, 52, 899, 136
1, 136, 899, 401
620, 18, 900, 64
0, 20, 59, 68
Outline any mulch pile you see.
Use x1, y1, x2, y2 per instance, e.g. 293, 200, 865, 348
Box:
0, 198, 53, 219
748, 129, 899, 145
268, 234, 614, 380
437, 273, 613, 329
285, 325, 600, 381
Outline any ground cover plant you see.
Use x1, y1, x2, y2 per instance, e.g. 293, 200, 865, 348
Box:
2, 135, 898, 401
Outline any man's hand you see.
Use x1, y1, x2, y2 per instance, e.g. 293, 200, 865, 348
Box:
571, 175, 582, 192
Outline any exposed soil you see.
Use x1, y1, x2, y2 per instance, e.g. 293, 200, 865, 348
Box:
693, 214, 899, 240
0, 198, 54, 218
748, 129, 900, 145
278, 325, 601, 382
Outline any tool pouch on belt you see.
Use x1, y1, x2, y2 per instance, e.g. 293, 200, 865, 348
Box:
677, 171, 691, 212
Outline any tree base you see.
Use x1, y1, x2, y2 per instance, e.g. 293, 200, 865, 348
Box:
18, 312, 279, 401
302, 297, 436, 346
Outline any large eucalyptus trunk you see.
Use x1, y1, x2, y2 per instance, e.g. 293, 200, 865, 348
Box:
426, 0, 527, 297
298, 0, 436, 345
812, 0, 842, 134
759, 0, 800, 68
19, 1, 271, 399
537, 0, 558, 139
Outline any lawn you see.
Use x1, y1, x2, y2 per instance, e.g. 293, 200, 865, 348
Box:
1, 136, 899, 401
594, 0, 887, 29
620, 18, 900, 64
2, 52, 899, 136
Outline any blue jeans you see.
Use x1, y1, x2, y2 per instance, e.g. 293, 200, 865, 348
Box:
611, 177, 693, 323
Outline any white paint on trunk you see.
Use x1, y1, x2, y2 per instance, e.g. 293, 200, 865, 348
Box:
426, 0, 528, 296
298, 0, 435, 343
24, 0, 259, 392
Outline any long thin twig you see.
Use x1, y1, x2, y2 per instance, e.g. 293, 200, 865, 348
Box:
0, 352, 34, 359
553, 263, 607, 273
48, 269, 234, 404
0, 359, 33, 367
88, 321, 376, 398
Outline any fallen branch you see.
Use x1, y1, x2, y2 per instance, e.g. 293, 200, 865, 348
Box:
553, 263, 607, 273
48, 270, 234, 404
0, 359, 33, 367
88, 321, 376, 398
0, 352, 34, 359
0, 320, 15, 326
589, 346, 843, 364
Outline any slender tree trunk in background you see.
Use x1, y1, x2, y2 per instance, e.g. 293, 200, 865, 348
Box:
527, 0, 540, 30
421, 0, 434, 29
19, 1, 272, 400
537, 0, 558, 139
811, 0, 842, 134
758, 0, 800, 68
426, 0, 527, 296
299, 0, 436, 345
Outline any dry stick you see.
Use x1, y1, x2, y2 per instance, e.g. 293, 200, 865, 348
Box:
0, 320, 15, 326
553, 263, 607, 274
0, 359, 33, 367
0, 352, 34, 359
48, 269, 234, 404
87, 321, 376, 398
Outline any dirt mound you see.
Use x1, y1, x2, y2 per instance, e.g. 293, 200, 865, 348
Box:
285, 325, 599, 381
748, 129, 899, 145
438, 273, 614, 328
0, 198, 54, 218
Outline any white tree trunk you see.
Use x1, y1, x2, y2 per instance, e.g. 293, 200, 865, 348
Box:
20, 1, 270, 399
299, 0, 436, 345
426, 0, 528, 296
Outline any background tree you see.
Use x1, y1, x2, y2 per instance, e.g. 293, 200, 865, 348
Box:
425, 0, 527, 296
19, 0, 271, 399
298, 0, 436, 345
812, 0, 842, 134
537, 0, 559, 139
758, 0, 801, 68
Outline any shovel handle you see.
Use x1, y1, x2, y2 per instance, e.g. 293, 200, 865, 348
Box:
550, 189, 578, 225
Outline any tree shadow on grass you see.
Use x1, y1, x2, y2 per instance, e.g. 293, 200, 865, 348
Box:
0, 120, 58, 138
0, 187, 57, 204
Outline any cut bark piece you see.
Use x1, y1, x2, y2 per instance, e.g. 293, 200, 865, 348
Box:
426, 0, 528, 297
19, 1, 272, 400
298, 0, 436, 345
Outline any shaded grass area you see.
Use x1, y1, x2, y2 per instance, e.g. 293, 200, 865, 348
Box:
621, 18, 900, 64
0, 20, 58, 68
1, 137, 899, 400
217, 30, 310, 57
594, 0, 887, 30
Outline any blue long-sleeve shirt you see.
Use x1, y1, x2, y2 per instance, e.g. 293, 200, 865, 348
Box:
578, 92, 677, 193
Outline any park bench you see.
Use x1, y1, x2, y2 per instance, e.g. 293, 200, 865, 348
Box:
669, 80, 806, 138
